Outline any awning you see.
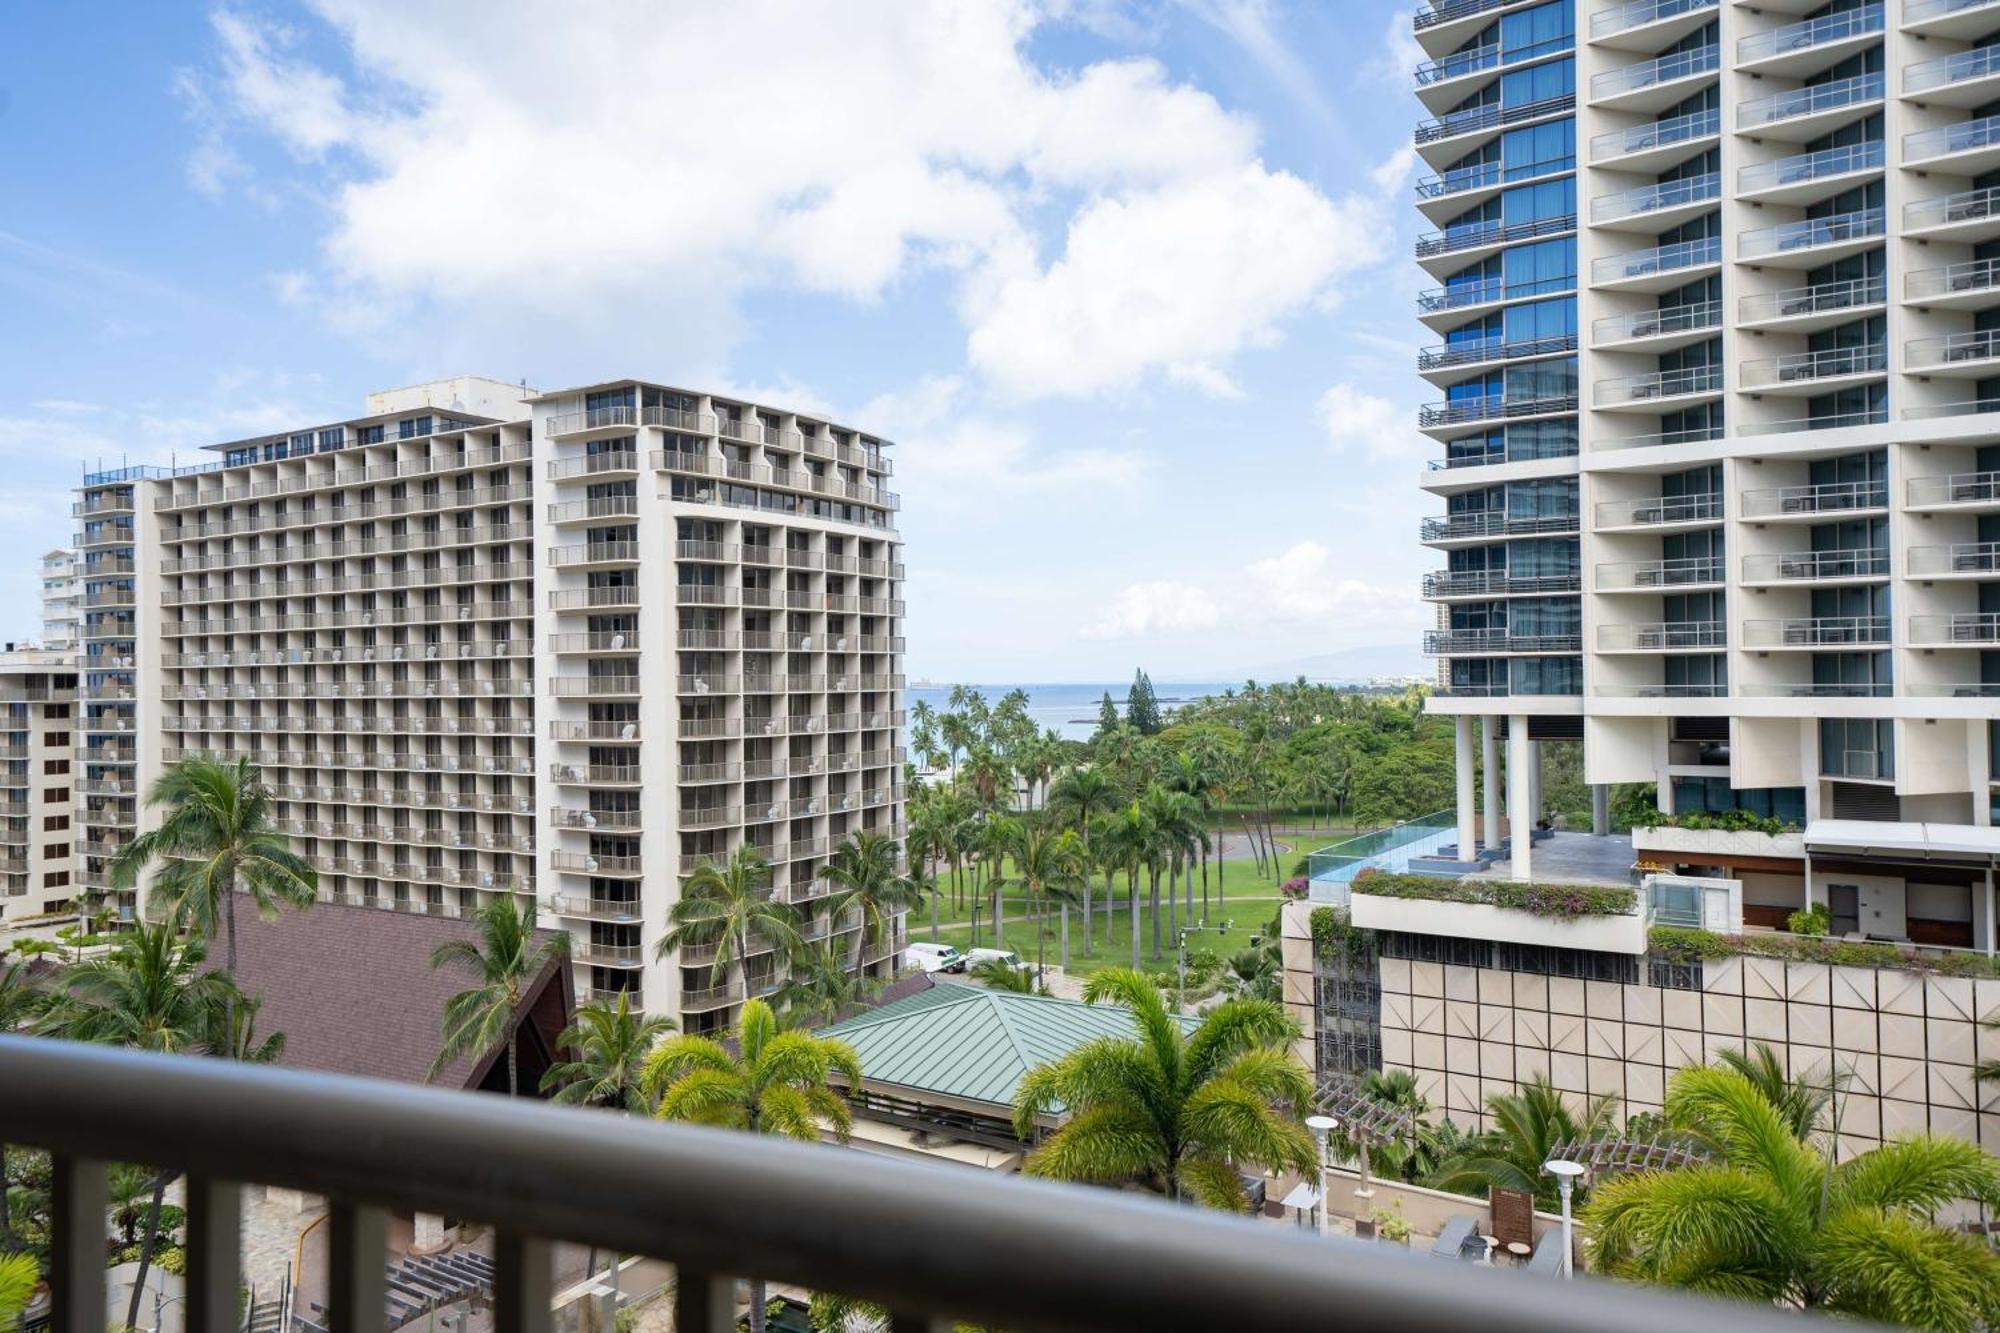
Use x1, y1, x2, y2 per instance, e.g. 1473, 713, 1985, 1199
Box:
1804, 820, 2000, 864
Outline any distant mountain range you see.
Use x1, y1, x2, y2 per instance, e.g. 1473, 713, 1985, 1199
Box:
1204, 643, 1426, 684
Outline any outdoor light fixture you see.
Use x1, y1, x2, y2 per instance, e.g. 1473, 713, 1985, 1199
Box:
1543, 1158, 1586, 1278
1305, 1114, 1340, 1239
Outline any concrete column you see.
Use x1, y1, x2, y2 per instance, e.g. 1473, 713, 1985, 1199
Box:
1591, 784, 1609, 836
412, 1211, 451, 1255
1983, 869, 1996, 958
1508, 717, 1533, 882
1528, 741, 1543, 828
1455, 716, 1478, 863
1482, 717, 1502, 851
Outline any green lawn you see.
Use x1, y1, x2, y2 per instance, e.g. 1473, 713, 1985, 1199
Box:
914, 887, 1289, 981
916, 848, 1293, 934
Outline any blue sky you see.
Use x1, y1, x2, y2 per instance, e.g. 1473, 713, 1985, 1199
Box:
0, 0, 1431, 682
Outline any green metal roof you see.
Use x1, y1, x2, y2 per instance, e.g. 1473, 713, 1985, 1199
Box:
818, 980, 1196, 1112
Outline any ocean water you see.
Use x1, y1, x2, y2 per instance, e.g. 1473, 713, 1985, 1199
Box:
906, 682, 1236, 742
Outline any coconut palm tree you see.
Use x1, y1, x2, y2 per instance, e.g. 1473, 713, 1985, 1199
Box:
644, 998, 862, 1333
1427, 1075, 1619, 1210
1013, 969, 1314, 1208
993, 819, 1087, 976
657, 845, 804, 999
1048, 766, 1120, 955
109, 755, 316, 1037
770, 942, 881, 1027
970, 955, 1037, 994
904, 799, 953, 942
1585, 1064, 2000, 1330
1104, 801, 1153, 971
540, 992, 676, 1110
1716, 1041, 1837, 1141
427, 895, 568, 1096
974, 815, 1019, 948
822, 831, 924, 967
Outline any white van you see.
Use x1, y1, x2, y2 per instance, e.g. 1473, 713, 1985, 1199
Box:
904, 941, 966, 974
965, 947, 1029, 973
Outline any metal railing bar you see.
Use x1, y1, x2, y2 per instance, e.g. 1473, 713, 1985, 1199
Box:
186, 1175, 242, 1333
497, 1232, 554, 1333
0, 1038, 1814, 1333
675, 1269, 735, 1333
51, 1154, 107, 1333
330, 1200, 387, 1333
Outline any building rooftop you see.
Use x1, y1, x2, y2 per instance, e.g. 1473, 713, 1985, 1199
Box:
819, 980, 1196, 1113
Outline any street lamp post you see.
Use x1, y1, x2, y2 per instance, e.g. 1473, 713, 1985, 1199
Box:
1305, 1114, 1339, 1239
1543, 1158, 1586, 1278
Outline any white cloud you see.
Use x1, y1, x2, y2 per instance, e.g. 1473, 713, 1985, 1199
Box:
859, 375, 1149, 496
0, 371, 343, 472
1243, 541, 1419, 624
186, 1, 1388, 400
1315, 382, 1412, 461
1085, 581, 1221, 639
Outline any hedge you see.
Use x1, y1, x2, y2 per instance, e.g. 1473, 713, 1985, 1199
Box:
1647, 926, 2000, 978
1351, 870, 1636, 921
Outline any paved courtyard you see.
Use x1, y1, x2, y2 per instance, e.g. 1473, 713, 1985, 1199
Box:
1526, 831, 1636, 887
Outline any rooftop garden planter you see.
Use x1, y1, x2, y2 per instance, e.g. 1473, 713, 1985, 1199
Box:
1350, 871, 1647, 955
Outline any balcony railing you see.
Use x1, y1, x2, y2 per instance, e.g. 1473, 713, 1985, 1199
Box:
1736, 72, 1882, 130
1907, 328, 2000, 370
1589, 43, 1718, 99
1417, 332, 1577, 371
1415, 154, 1573, 200
1910, 612, 2000, 644
1416, 33, 1573, 85
1597, 620, 1725, 649
1738, 277, 1882, 327
1907, 42, 2000, 93
1423, 629, 1582, 654
1738, 140, 1882, 195
1592, 298, 1719, 344
1592, 235, 1720, 284
1597, 422, 1727, 449
1906, 114, 2000, 165
1905, 0, 2000, 22
1590, 173, 1718, 224
1594, 493, 1722, 527
1413, 93, 1573, 146
1422, 570, 1583, 597
1738, 405, 1888, 434
1740, 479, 1886, 516
1420, 511, 1580, 541
1907, 257, 2000, 302
1595, 556, 1725, 588
1418, 274, 1575, 313
1593, 364, 1721, 406
1414, 0, 1520, 29
1741, 548, 1890, 581
1589, 108, 1718, 163
1415, 213, 1576, 259
1738, 4, 1882, 63
1738, 207, 1883, 259
1741, 615, 1890, 647
1909, 541, 2000, 575
1909, 470, 2000, 506
1418, 392, 1578, 428
1739, 342, 1885, 387
1592, 0, 1717, 38
1907, 185, 2000, 236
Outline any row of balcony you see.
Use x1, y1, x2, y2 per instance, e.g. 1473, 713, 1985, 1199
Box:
161, 604, 533, 636
271, 818, 535, 852
163, 678, 535, 701
159, 632, 906, 665
159, 745, 538, 775
1430, 544, 2000, 599
154, 442, 533, 510
165, 713, 538, 739
165, 562, 535, 603
163, 523, 536, 571
544, 408, 891, 475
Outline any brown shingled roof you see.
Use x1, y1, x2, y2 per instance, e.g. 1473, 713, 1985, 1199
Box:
226, 902, 572, 1090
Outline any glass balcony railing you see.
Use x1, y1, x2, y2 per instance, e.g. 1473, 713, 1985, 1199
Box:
1593, 297, 1721, 343
1416, 154, 1574, 199
1593, 364, 1723, 405
1908, 470, 2000, 506
1422, 569, 1584, 598
1417, 273, 1575, 312
1738, 4, 1882, 63
1742, 616, 1889, 647
1598, 620, 1725, 650
1417, 33, 1573, 85
1741, 478, 1887, 516
1592, 0, 1718, 38
1738, 275, 1884, 324
1590, 172, 1719, 223
1738, 206, 1883, 259
1594, 493, 1723, 527
1597, 422, 1727, 449
1417, 331, 1578, 370
1741, 548, 1890, 581
1738, 140, 1882, 194
1906, 114, 2000, 164
1908, 328, 2000, 369
1737, 72, 1882, 130
1419, 391, 1579, 428
1905, 0, 2000, 23
1592, 234, 1721, 283
1415, 212, 1576, 259
1907, 43, 2000, 93
1589, 43, 1719, 99
1590, 108, 1720, 162
1596, 556, 1726, 588
1420, 510, 1581, 541
1738, 342, 1885, 387
1909, 611, 2000, 644
1423, 628, 1583, 654
1427, 440, 1581, 470
1415, 0, 1531, 29
1740, 405, 1888, 434
1413, 93, 1574, 146
1909, 541, 2000, 575
1907, 256, 2000, 302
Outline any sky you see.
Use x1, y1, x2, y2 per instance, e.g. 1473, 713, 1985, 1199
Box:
0, 0, 1434, 684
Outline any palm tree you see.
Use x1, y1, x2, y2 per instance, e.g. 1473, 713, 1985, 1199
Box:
428, 895, 568, 1096
1586, 1064, 2000, 1330
822, 832, 923, 967
770, 942, 881, 1027
645, 998, 862, 1333
1225, 948, 1277, 1001
657, 846, 804, 1000
109, 755, 316, 1037
0, 1252, 37, 1333
1048, 766, 1120, 956
1428, 1075, 1619, 1210
1105, 802, 1153, 970
993, 819, 1086, 977
541, 992, 676, 1110
1716, 1041, 1837, 1141
1012, 968, 1315, 1208
974, 815, 1018, 947
0, 957, 37, 1255
904, 800, 953, 942
970, 955, 1037, 994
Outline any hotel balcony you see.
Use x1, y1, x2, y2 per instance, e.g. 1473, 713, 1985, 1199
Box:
1906, 257, 2000, 308
1596, 620, 1726, 651
1591, 0, 1719, 48
1591, 235, 1720, 291
555, 807, 643, 832
1595, 556, 1725, 590
1420, 511, 1579, 545
1417, 332, 1578, 379
1736, 140, 1882, 207
1591, 363, 1722, 411
1416, 274, 1576, 323
547, 496, 640, 524
1590, 173, 1718, 230
1588, 44, 1719, 113
550, 894, 645, 924
1423, 628, 1582, 655
1904, 0, 2000, 37
1738, 343, 1885, 394
1595, 682, 1729, 698
1736, 72, 1883, 140
1740, 548, 1890, 585
1740, 478, 1887, 519
1905, 114, 2000, 173
546, 450, 640, 481
1413, 0, 1531, 41
1412, 92, 1573, 156
1906, 329, 2000, 376
1909, 612, 2000, 646
549, 631, 640, 655
1905, 43, 2000, 103
1736, 681, 1890, 698
1908, 470, 2000, 510
1596, 422, 1727, 450
1417, 390, 1578, 435
1593, 492, 1722, 531
1738, 404, 1888, 435
1415, 212, 1576, 267
1589, 107, 1719, 169
1591, 298, 1721, 350
1741, 615, 1890, 648
1909, 541, 2000, 576
1415, 154, 1572, 211
1737, 207, 1883, 266
1905, 682, 2000, 696
550, 762, 644, 787
1737, 5, 1882, 78
1421, 569, 1583, 599
551, 851, 643, 879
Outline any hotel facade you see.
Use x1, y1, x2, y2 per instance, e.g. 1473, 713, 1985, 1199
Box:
73, 376, 907, 1031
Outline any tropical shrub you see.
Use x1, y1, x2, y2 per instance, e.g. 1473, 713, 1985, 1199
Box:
1786, 903, 1831, 937
1648, 926, 2000, 978
1353, 871, 1635, 920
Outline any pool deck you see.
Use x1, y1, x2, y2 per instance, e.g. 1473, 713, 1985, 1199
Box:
1312, 829, 1636, 898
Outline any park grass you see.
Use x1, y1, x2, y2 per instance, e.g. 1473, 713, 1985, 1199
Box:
915, 846, 1291, 934
920, 898, 1282, 980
